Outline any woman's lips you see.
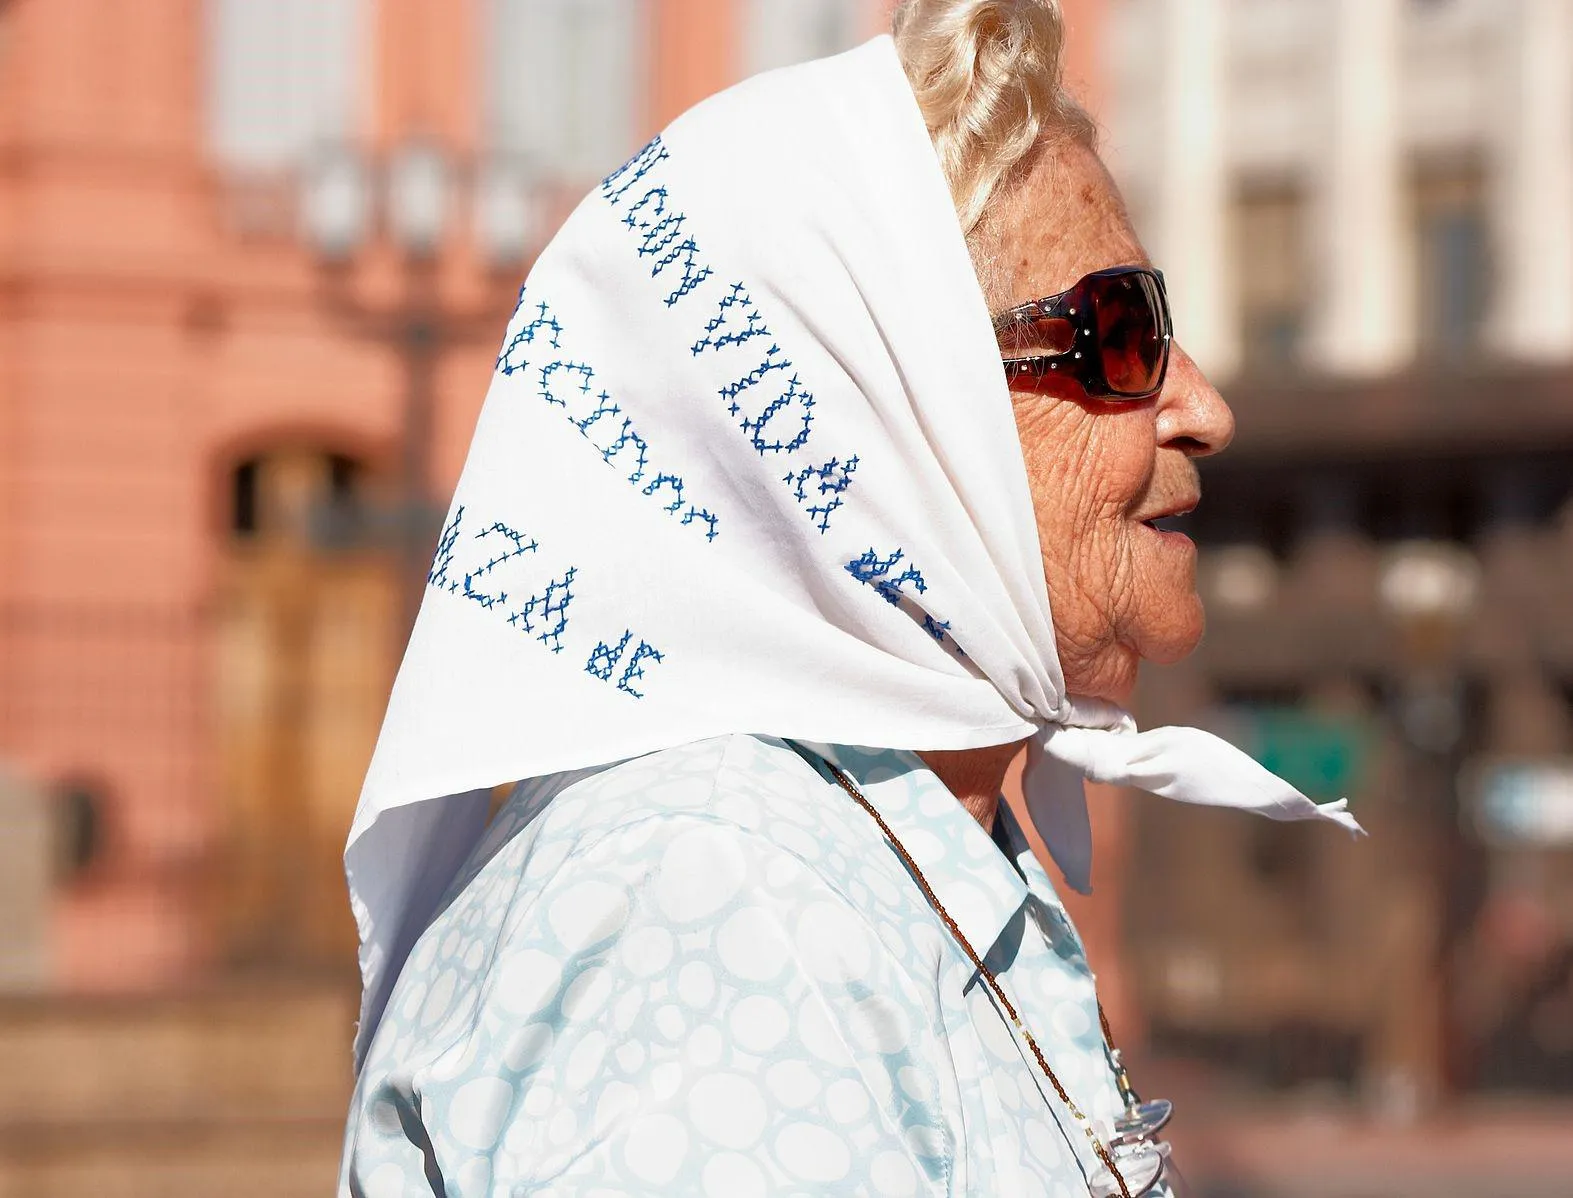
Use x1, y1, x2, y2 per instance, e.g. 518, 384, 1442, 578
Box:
1134, 497, 1198, 532
1137, 519, 1195, 546
1135, 502, 1198, 547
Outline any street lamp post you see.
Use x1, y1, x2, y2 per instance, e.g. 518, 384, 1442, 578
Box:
1377, 539, 1481, 1114
300, 141, 540, 632
217, 148, 537, 969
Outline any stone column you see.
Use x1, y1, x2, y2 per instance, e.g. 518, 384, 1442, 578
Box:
1307, 0, 1413, 375
1477, 468, 1570, 755
1150, 0, 1239, 380
0, 769, 51, 989
1488, 0, 1573, 361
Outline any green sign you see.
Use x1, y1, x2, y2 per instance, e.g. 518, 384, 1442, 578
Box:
1235, 709, 1371, 802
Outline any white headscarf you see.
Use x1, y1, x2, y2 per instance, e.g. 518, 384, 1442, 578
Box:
345, 36, 1361, 1064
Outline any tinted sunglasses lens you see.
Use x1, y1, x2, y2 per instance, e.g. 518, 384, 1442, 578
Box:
1093, 272, 1166, 396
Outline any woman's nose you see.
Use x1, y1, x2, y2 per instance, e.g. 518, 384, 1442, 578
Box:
1155, 343, 1235, 457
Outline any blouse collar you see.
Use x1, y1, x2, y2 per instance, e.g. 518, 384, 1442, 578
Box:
797, 740, 1032, 968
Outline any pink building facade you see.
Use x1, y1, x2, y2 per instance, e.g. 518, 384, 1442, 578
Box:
0, 0, 1108, 992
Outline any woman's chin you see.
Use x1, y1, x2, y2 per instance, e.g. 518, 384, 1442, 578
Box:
1134, 592, 1206, 666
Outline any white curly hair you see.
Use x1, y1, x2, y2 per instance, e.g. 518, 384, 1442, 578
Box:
893, 0, 1096, 241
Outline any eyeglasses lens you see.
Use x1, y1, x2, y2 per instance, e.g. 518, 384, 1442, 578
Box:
1094, 272, 1165, 396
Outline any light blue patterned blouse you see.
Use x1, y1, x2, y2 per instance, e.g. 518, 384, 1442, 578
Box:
341, 735, 1166, 1197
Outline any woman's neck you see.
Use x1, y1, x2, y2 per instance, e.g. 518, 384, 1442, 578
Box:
917, 741, 1026, 830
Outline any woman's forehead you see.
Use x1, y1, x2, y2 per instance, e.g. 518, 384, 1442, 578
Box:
995, 142, 1148, 304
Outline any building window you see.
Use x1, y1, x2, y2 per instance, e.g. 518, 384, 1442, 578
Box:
205, 0, 366, 173
1233, 183, 1307, 373
742, 0, 866, 76
227, 451, 366, 546
486, 0, 645, 183
1413, 164, 1489, 360
232, 459, 260, 538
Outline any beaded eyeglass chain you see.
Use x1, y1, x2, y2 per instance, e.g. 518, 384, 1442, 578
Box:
809, 753, 1140, 1198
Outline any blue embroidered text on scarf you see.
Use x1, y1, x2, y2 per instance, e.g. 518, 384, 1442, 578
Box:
345, 36, 1360, 1065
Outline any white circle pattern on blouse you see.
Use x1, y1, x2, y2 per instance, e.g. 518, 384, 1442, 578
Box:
342, 734, 1170, 1197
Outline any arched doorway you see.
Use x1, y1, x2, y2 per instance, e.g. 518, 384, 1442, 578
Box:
212, 446, 401, 972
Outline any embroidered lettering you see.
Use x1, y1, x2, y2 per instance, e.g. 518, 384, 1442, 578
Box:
539, 360, 596, 416
461, 522, 541, 611
691, 282, 769, 356
427, 508, 578, 655
625, 188, 693, 266
521, 342, 719, 540
622, 184, 668, 230
652, 236, 713, 307
585, 631, 631, 682
846, 548, 927, 606
585, 412, 650, 485
846, 547, 953, 649
617, 641, 664, 698
496, 294, 562, 377
719, 345, 792, 409
602, 136, 671, 207
642, 474, 720, 543
428, 505, 466, 593
738, 373, 814, 455
584, 630, 665, 699
506, 567, 577, 655
642, 472, 687, 515
784, 455, 860, 534
680, 506, 720, 543
572, 391, 621, 436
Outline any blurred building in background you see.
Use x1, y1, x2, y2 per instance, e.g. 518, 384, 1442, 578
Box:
0, 0, 895, 993
1103, 0, 1573, 1119
2, 0, 1571, 1194
0, 3, 904, 1190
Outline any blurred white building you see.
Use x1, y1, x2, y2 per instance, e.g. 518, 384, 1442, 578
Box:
1107, 0, 1573, 379
1102, 0, 1573, 1102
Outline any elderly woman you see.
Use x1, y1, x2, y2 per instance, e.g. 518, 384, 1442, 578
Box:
340, 2, 1360, 1195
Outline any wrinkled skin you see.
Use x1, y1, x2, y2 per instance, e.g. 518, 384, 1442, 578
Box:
922, 140, 1235, 824
981, 140, 1235, 706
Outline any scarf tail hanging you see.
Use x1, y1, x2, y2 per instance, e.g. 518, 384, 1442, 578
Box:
1028, 721, 1366, 895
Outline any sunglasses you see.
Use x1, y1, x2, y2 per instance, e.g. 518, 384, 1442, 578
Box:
992, 265, 1172, 401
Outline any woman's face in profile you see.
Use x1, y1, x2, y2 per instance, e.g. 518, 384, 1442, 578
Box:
987, 141, 1236, 705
